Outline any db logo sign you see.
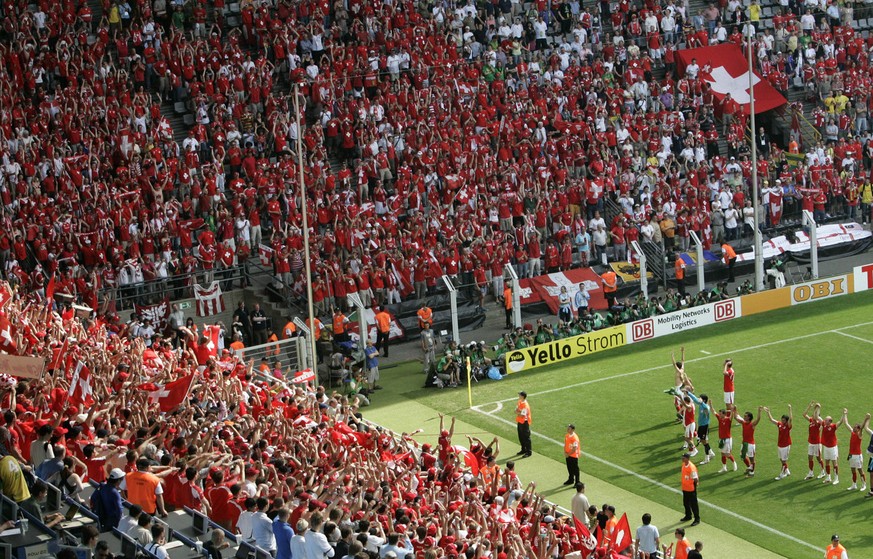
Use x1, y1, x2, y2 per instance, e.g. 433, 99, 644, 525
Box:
632, 319, 654, 342
714, 300, 736, 322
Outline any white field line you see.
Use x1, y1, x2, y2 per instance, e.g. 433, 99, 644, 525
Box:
473, 320, 873, 408
476, 408, 822, 552
832, 330, 873, 345
700, 350, 712, 354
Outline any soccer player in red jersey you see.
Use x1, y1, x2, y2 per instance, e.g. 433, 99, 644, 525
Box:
844, 413, 870, 492
722, 359, 735, 405
821, 409, 848, 485
680, 395, 699, 457
802, 401, 826, 480
709, 404, 738, 472
735, 406, 762, 476
764, 405, 793, 480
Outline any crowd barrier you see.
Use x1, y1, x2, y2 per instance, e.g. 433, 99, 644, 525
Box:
504, 262, 873, 373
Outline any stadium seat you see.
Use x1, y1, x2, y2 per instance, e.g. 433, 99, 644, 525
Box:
174, 102, 187, 114
183, 114, 195, 126
230, 2, 240, 12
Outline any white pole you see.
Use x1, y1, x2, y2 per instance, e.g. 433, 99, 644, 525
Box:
347, 293, 368, 344
504, 265, 521, 328
441, 276, 460, 345
689, 231, 705, 293
294, 85, 319, 368
802, 209, 818, 279
631, 241, 647, 299
748, 30, 765, 290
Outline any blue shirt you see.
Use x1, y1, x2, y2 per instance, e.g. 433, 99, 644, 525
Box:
365, 346, 379, 369
687, 392, 710, 427
273, 518, 295, 559
91, 483, 124, 530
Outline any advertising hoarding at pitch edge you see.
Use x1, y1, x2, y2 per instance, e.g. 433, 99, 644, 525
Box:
503, 262, 873, 373
625, 299, 742, 342
504, 325, 626, 373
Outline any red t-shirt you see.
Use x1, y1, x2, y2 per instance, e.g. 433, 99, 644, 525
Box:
808, 418, 822, 445
777, 422, 792, 448
821, 423, 838, 448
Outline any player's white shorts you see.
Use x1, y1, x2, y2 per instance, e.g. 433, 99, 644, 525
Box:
685, 422, 696, 438
849, 454, 863, 469
742, 442, 756, 459
823, 445, 838, 462
724, 391, 734, 405
778, 445, 791, 462
720, 437, 733, 454
808, 443, 821, 457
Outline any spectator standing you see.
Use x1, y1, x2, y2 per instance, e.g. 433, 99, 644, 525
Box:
91, 469, 126, 531
515, 391, 532, 457
273, 509, 295, 559
570, 483, 590, 521
421, 323, 436, 374
303, 512, 335, 559
364, 340, 381, 391
251, 498, 276, 554
251, 304, 268, 345
634, 513, 661, 559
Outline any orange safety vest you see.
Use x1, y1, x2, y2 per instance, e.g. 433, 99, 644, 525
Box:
126, 471, 160, 514
721, 244, 737, 264
266, 333, 279, 356
333, 314, 347, 334
503, 286, 512, 309
230, 340, 245, 352
681, 462, 697, 492
675, 258, 685, 280
675, 538, 691, 559
602, 270, 617, 293
825, 543, 846, 559
516, 400, 531, 425
282, 321, 296, 339
481, 463, 499, 486
564, 432, 580, 458
375, 311, 391, 333
417, 307, 433, 328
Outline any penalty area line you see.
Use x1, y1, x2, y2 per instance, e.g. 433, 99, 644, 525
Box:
474, 407, 822, 553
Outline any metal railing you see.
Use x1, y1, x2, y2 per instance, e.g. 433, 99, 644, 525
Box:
97, 265, 254, 310
235, 335, 310, 373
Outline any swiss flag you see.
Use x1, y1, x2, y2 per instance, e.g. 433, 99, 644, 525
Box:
573, 516, 597, 554
0, 282, 12, 308
611, 513, 632, 553
45, 273, 56, 302
203, 325, 222, 357
451, 445, 480, 476
676, 43, 787, 114
0, 314, 17, 355
148, 373, 195, 412
69, 360, 94, 407
290, 368, 315, 384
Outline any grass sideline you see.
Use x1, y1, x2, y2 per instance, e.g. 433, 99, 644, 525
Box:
367, 290, 873, 559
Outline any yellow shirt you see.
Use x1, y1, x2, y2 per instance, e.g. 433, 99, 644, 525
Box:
0, 456, 31, 502
108, 5, 121, 24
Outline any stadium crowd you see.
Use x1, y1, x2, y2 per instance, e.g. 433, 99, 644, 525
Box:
1, 0, 872, 321
2, 0, 873, 557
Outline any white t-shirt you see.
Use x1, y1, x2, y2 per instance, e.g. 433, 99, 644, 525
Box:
635, 524, 660, 554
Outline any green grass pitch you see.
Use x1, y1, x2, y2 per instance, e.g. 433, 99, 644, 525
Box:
401, 290, 873, 559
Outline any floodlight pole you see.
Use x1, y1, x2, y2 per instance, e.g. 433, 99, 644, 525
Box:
802, 209, 818, 279
631, 241, 647, 299
747, 31, 765, 291
504, 265, 521, 328
292, 317, 312, 370
689, 230, 705, 293
346, 292, 368, 343
441, 275, 460, 345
